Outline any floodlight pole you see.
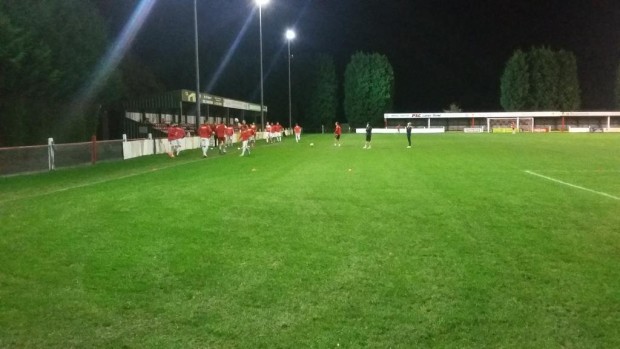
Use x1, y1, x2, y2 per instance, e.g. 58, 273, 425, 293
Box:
286, 29, 295, 131
288, 38, 291, 130
193, 0, 201, 129
258, 4, 265, 130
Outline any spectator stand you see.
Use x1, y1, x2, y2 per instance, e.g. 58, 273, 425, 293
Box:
123, 90, 266, 140
384, 111, 620, 133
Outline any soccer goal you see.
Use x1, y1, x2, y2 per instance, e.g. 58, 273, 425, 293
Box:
487, 117, 533, 133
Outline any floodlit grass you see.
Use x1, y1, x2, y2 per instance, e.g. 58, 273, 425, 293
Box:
1, 132, 619, 348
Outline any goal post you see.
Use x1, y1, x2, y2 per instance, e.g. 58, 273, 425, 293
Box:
487, 117, 534, 133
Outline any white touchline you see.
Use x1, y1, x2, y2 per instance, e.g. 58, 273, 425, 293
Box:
524, 170, 620, 201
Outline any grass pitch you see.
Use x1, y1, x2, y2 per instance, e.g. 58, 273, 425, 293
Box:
1, 133, 619, 348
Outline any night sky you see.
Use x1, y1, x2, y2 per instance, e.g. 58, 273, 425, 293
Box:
99, 0, 620, 115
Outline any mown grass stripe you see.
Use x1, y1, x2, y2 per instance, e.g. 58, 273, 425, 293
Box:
0, 158, 205, 204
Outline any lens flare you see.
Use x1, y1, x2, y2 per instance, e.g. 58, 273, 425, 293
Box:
205, 8, 256, 93
70, 0, 158, 116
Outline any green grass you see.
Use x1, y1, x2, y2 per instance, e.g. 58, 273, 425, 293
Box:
1, 133, 619, 348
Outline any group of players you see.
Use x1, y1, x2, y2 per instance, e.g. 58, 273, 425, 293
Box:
169, 119, 412, 158
166, 120, 302, 158
335, 121, 415, 149
167, 120, 410, 159
166, 124, 187, 157
196, 120, 258, 158
264, 122, 285, 143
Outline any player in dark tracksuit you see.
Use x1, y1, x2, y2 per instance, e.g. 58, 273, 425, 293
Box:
363, 122, 372, 149
406, 122, 413, 148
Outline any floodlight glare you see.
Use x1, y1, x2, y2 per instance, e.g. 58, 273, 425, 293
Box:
256, 0, 270, 7
286, 29, 296, 41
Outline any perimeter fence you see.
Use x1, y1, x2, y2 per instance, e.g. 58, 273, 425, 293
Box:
0, 138, 124, 177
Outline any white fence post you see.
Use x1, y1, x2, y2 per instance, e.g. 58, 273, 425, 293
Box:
48, 138, 55, 171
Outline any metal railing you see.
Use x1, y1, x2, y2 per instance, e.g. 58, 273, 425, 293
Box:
0, 138, 124, 177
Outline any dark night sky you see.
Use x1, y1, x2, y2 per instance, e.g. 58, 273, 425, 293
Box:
99, 0, 620, 115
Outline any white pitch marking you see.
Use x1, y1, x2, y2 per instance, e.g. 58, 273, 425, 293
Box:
524, 170, 620, 201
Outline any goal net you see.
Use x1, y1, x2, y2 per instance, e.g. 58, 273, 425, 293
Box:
488, 118, 533, 133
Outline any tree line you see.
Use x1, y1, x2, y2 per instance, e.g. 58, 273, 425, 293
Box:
293, 52, 394, 132
1, 1, 116, 146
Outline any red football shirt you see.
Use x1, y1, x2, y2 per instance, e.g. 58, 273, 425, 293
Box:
175, 127, 185, 139
215, 124, 226, 138
241, 129, 251, 141
198, 125, 212, 138
167, 126, 175, 141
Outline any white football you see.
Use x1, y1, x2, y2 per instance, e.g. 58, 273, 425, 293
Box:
234, 118, 239, 123
309, 143, 314, 147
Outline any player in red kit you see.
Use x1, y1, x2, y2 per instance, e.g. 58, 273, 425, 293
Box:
197, 123, 212, 158
294, 123, 302, 143
334, 122, 342, 146
166, 123, 176, 158
226, 124, 234, 148
271, 122, 282, 142
215, 122, 227, 154
174, 125, 186, 156
265, 122, 272, 143
239, 127, 251, 156
210, 122, 217, 148
250, 122, 257, 147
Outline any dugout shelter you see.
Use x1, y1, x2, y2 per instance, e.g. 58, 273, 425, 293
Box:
123, 89, 267, 139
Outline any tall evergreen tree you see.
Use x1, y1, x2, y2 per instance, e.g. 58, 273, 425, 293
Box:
0, 10, 58, 146
297, 54, 338, 132
528, 47, 559, 110
500, 47, 581, 111
0, 0, 117, 145
344, 52, 394, 128
615, 62, 620, 109
555, 50, 581, 110
500, 49, 529, 111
